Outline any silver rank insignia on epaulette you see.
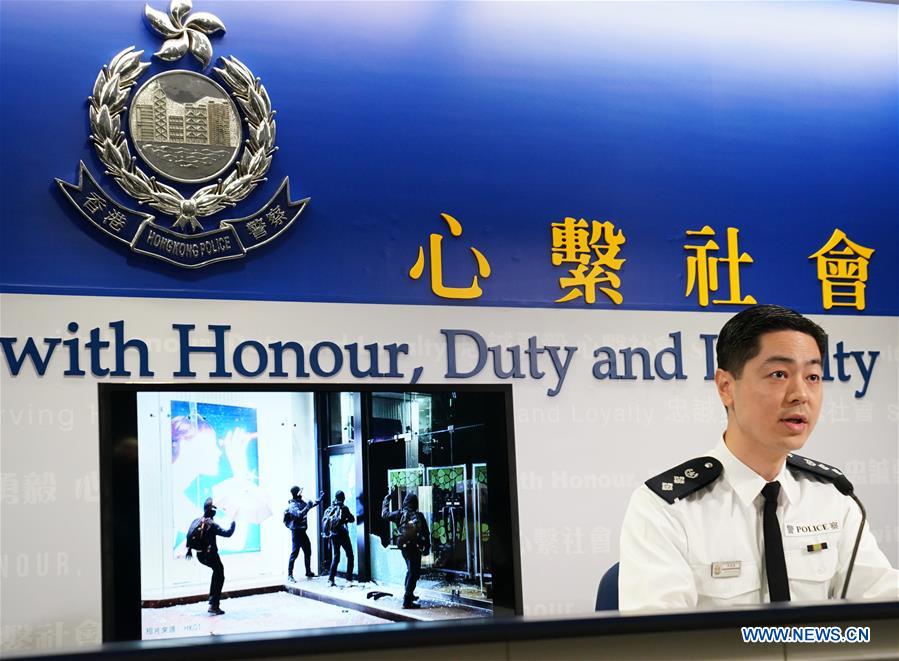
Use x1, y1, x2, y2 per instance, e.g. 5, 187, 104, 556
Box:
787, 453, 856, 498
645, 456, 723, 504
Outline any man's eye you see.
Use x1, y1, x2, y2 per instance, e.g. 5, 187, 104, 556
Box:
771, 370, 787, 378
808, 374, 821, 383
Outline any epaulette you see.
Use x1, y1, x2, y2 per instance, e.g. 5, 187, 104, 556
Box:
786, 453, 854, 495
645, 456, 722, 504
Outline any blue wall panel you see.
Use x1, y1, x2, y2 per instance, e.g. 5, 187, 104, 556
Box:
0, 1, 896, 313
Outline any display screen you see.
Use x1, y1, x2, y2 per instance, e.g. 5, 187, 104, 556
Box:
99, 384, 520, 642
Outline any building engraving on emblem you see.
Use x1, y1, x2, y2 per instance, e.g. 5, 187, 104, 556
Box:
128, 73, 240, 184
56, 2, 308, 268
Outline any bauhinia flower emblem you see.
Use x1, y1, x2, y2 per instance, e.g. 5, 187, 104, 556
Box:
56, 1, 308, 269
144, 0, 226, 68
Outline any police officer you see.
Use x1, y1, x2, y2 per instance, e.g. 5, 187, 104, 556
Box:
619, 305, 899, 611
325, 490, 356, 586
187, 497, 236, 615
382, 488, 431, 609
286, 486, 323, 582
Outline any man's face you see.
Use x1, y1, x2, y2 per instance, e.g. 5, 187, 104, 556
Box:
716, 330, 823, 458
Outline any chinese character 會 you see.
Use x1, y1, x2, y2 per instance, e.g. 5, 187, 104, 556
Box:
808, 229, 875, 311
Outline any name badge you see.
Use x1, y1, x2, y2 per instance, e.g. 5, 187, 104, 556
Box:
785, 521, 841, 536
711, 561, 742, 578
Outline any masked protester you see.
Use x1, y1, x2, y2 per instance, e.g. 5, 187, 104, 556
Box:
382, 488, 431, 608
186, 497, 236, 615
322, 490, 356, 586
285, 485, 324, 581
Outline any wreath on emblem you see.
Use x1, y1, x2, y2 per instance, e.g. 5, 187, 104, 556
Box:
89, 48, 276, 231
56, 1, 307, 268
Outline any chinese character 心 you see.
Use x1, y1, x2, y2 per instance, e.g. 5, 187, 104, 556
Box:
409, 213, 491, 299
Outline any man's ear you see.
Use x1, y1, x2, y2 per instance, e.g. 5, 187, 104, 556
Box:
715, 368, 735, 410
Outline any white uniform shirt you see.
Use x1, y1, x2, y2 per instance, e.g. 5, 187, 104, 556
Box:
618, 440, 899, 612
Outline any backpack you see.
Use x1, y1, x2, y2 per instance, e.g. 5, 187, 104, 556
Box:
283, 508, 292, 528
321, 504, 343, 537
396, 509, 426, 549
186, 517, 211, 551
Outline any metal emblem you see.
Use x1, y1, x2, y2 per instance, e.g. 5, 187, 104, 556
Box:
56, 1, 308, 267
661, 482, 673, 491
673, 475, 685, 484
128, 71, 241, 184
711, 561, 741, 578
684, 468, 699, 479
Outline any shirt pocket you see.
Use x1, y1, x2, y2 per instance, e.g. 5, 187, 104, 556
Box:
786, 546, 838, 601
695, 561, 761, 602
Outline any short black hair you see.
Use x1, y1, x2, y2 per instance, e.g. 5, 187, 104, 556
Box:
716, 305, 827, 377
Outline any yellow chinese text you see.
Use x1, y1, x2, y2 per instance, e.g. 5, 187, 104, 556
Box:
552, 217, 626, 305
684, 226, 756, 307
409, 213, 491, 299
809, 229, 874, 310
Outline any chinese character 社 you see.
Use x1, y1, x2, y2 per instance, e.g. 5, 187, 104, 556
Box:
808, 229, 874, 310
684, 226, 756, 307
552, 217, 625, 304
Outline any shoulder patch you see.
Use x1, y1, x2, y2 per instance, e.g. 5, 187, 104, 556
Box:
786, 453, 854, 495
645, 456, 722, 504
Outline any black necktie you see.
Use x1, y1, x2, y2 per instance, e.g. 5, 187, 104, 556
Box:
762, 481, 791, 602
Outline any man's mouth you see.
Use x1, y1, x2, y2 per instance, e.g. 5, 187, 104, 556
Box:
780, 414, 808, 433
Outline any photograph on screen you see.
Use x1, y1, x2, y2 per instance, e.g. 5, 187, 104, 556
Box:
133, 387, 516, 640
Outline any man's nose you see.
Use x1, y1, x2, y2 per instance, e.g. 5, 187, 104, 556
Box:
787, 375, 809, 403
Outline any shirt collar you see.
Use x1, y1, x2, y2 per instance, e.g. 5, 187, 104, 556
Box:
708, 437, 797, 507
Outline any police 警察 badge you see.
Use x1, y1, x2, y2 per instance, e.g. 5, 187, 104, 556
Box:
56, 1, 308, 268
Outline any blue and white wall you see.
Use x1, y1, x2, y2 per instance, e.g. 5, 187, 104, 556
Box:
1, 1, 897, 653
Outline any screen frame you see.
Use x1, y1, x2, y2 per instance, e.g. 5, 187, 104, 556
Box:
98, 382, 523, 643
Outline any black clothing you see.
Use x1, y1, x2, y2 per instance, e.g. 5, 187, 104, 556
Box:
286, 496, 318, 531
762, 481, 791, 602
325, 502, 356, 582
186, 517, 235, 555
322, 502, 355, 538
187, 518, 235, 608
328, 532, 355, 583
289, 528, 312, 576
401, 547, 422, 606
382, 493, 431, 607
286, 496, 319, 577
197, 551, 226, 608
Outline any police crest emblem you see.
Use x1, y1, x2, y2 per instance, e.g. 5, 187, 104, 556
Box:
56, 1, 308, 268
